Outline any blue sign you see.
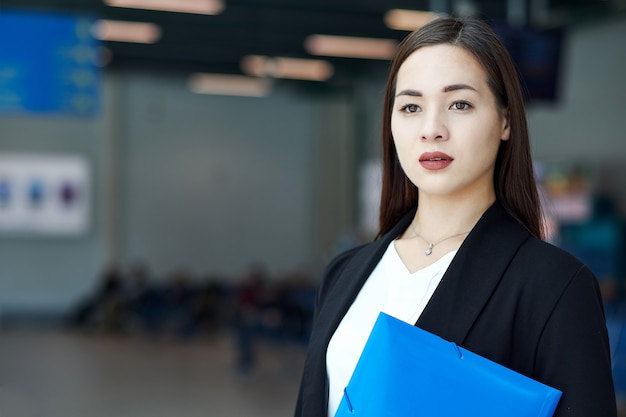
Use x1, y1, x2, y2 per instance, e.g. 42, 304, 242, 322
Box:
0, 9, 101, 117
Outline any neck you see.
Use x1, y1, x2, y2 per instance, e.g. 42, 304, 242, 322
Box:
412, 192, 494, 240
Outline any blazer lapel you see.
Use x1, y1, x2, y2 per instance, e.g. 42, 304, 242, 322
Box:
301, 212, 414, 417
416, 202, 530, 344
312, 210, 415, 351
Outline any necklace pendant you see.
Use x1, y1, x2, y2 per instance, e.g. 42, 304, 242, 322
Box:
424, 244, 433, 256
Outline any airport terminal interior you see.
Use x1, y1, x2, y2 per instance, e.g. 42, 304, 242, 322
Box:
2, 0, 626, 415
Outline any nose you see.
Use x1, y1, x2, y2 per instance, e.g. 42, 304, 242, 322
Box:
420, 110, 449, 142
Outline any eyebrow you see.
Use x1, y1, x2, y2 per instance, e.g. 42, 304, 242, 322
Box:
396, 83, 478, 97
444, 83, 478, 93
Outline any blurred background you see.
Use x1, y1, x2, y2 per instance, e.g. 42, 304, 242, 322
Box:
1, 0, 626, 416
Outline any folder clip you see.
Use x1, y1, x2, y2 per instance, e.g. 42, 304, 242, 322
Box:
453, 342, 464, 360
343, 388, 355, 413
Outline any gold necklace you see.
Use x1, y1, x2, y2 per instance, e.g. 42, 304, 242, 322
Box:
410, 223, 471, 256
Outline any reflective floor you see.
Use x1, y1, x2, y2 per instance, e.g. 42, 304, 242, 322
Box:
0, 329, 305, 417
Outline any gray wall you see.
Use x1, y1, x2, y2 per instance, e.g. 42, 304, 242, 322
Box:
117, 72, 354, 277
528, 17, 626, 211
0, 108, 108, 312
0, 72, 354, 313
1, 15, 625, 314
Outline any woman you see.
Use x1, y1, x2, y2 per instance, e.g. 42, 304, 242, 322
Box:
294, 16, 616, 417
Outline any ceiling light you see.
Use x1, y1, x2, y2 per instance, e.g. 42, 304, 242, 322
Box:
104, 0, 224, 15
241, 55, 334, 81
92, 20, 161, 43
187, 73, 271, 97
304, 35, 398, 60
384, 9, 439, 31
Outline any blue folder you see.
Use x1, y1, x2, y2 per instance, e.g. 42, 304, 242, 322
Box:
335, 312, 562, 416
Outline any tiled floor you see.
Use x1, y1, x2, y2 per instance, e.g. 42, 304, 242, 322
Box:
0, 329, 305, 417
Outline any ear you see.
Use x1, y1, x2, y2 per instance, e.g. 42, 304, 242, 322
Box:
501, 108, 511, 141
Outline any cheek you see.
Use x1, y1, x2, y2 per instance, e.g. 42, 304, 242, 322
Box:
391, 133, 410, 163
390, 120, 402, 152
390, 114, 399, 140
390, 116, 410, 151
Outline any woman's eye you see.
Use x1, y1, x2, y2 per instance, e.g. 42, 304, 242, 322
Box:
401, 104, 419, 113
450, 101, 471, 111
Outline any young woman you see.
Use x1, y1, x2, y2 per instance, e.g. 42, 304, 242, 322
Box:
294, 16, 616, 417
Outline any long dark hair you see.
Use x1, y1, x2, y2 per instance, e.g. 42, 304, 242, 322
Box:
378, 17, 543, 240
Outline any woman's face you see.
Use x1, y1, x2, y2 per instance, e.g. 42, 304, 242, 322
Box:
391, 43, 510, 201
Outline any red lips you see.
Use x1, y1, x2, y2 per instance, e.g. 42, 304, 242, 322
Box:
419, 152, 453, 170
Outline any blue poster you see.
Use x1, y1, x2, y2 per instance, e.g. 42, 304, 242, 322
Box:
0, 9, 101, 117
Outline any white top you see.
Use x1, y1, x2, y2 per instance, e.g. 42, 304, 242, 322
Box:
326, 241, 456, 417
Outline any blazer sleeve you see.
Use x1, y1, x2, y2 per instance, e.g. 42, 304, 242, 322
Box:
536, 264, 617, 416
293, 244, 366, 417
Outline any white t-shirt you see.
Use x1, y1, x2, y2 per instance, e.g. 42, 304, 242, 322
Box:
326, 241, 456, 417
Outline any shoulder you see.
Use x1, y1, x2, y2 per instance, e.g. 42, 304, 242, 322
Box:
483, 201, 597, 290
516, 236, 594, 284
508, 236, 602, 318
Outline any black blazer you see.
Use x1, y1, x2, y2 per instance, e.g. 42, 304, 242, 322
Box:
295, 201, 616, 417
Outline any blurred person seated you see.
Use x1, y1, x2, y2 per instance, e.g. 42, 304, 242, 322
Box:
161, 268, 198, 339
232, 263, 318, 373
193, 276, 227, 335
124, 261, 166, 334
67, 261, 126, 333
233, 263, 268, 372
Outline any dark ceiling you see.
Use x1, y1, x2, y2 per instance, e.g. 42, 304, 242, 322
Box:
1, 0, 622, 78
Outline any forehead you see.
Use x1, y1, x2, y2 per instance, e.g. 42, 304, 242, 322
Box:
395, 44, 488, 91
